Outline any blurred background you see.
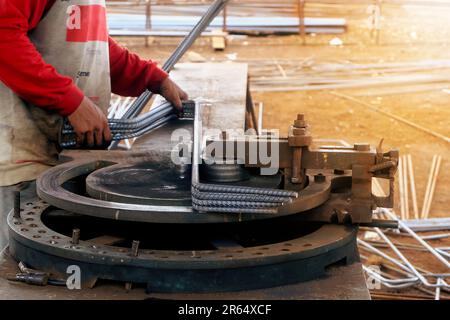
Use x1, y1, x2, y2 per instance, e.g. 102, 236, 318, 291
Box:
106, 0, 449, 219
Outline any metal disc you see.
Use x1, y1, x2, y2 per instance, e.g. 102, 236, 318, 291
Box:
37, 160, 317, 224
86, 162, 282, 206
8, 201, 359, 293
86, 162, 192, 205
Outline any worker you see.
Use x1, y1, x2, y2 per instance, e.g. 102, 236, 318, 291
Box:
0, 0, 188, 252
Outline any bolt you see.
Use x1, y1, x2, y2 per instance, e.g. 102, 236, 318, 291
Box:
294, 120, 307, 128
221, 131, 228, 140
314, 174, 326, 183
291, 148, 303, 184
131, 240, 140, 257
13, 191, 21, 219
292, 127, 306, 136
354, 143, 370, 152
334, 169, 345, 175
125, 240, 140, 292
336, 209, 351, 224
71, 228, 80, 245
297, 114, 305, 121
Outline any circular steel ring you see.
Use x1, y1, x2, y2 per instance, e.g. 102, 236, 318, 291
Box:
8, 202, 358, 292
37, 160, 332, 224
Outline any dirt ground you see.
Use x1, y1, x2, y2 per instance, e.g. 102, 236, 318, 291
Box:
114, 3, 449, 219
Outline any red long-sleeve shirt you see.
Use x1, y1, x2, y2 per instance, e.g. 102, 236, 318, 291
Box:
0, 0, 168, 116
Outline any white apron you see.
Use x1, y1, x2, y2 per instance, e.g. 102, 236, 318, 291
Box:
0, 0, 111, 186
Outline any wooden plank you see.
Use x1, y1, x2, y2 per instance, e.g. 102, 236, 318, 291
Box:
152, 63, 248, 132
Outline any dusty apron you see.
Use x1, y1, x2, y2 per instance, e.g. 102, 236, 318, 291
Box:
0, 0, 111, 187
0, 0, 111, 251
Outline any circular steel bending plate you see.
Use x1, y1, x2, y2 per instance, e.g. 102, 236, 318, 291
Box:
85, 162, 282, 206
86, 162, 192, 205
8, 202, 358, 293
37, 160, 332, 224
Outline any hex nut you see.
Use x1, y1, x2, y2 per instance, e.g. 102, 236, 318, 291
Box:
294, 120, 307, 128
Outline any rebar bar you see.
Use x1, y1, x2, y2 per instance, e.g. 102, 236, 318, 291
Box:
192, 198, 282, 209
192, 204, 278, 214
191, 189, 292, 203
110, 0, 230, 149
190, 101, 295, 214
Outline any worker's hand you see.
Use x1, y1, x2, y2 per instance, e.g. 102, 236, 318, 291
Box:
68, 97, 112, 147
159, 77, 188, 110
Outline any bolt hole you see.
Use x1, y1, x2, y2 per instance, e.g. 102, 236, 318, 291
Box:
25, 218, 34, 222
26, 203, 32, 206
254, 252, 263, 255
51, 236, 60, 239
303, 243, 312, 247
33, 235, 41, 239
282, 249, 290, 252
20, 228, 28, 232
26, 212, 34, 216
225, 255, 233, 258
49, 240, 58, 245
29, 224, 38, 228
38, 230, 46, 234
14, 222, 21, 225
284, 243, 293, 246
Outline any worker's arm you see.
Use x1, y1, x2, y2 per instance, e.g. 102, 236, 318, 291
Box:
0, 0, 84, 116
109, 37, 188, 109
0, 0, 110, 146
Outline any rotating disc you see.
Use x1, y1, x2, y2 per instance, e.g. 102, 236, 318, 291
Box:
86, 162, 192, 205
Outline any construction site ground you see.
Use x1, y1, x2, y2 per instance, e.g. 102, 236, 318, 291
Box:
113, 4, 449, 299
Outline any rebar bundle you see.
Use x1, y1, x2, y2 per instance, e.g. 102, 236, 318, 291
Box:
190, 101, 297, 215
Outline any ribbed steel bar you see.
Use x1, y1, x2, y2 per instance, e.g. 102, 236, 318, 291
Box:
192, 204, 278, 214
190, 101, 296, 214
110, 0, 230, 149
192, 182, 298, 198
60, 115, 175, 148
191, 189, 292, 203
111, 115, 177, 140
125, 0, 229, 118
192, 198, 282, 209
63, 103, 174, 134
